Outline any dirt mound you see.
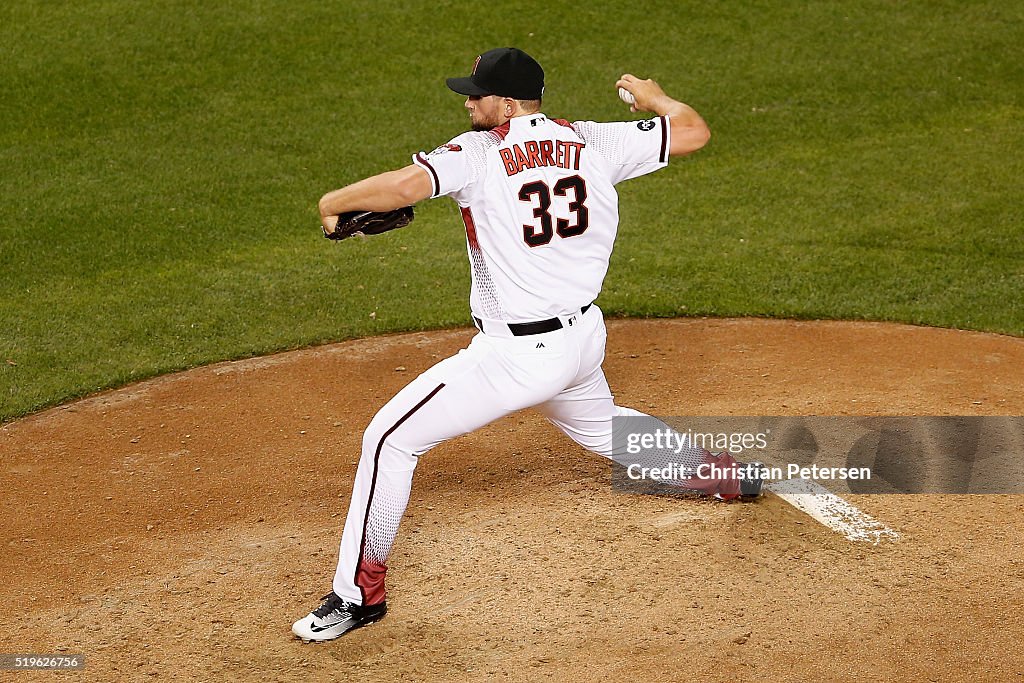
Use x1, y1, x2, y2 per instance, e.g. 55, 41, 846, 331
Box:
2, 319, 1022, 681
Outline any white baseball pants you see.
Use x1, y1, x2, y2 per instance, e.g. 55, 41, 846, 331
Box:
330, 304, 649, 605
328, 304, 750, 605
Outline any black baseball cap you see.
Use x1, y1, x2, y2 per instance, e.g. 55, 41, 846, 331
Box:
446, 47, 545, 100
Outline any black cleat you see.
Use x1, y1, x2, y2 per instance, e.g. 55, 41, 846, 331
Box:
739, 461, 765, 499
292, 592, 387, 643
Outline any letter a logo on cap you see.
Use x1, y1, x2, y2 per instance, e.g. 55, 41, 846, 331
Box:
471, 55, 482, 75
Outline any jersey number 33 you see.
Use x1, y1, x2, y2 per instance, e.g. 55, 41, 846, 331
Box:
517, 175, 589, 247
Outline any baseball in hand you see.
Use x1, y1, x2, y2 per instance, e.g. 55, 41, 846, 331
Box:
618, 87, 636, 105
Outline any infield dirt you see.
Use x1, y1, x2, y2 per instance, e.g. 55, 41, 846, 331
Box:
2, 319, 1022, 682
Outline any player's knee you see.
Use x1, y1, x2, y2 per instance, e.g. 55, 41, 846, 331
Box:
558, 426, 614, 459
360, 418, 420, 469
360, 417, 387, 458
585, 436, 615, 459
614, 405, 648, 419
578, 406, 653, 459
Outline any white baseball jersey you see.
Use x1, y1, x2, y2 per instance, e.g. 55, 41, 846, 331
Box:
412, 114, 671, 322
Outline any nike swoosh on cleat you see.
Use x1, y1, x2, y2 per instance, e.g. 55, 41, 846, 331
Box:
309, 617, 351, 633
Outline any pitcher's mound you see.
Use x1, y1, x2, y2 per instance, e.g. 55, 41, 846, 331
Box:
2, 318, 1022, 681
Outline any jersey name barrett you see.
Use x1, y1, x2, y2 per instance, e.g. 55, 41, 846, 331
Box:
499, 140, 585, 176
412, 113, 670, 322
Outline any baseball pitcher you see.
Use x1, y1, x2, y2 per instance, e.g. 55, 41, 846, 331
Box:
293, 47, 760, 643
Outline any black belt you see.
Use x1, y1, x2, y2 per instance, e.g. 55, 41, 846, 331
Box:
475, 304, 592, 337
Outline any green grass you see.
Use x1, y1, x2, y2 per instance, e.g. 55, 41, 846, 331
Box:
2, 0, 1022, 421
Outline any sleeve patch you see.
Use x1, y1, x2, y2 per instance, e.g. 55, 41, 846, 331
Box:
428, 143, 463, 156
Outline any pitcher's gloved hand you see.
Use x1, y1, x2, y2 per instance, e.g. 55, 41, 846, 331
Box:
323, 206, 415, 240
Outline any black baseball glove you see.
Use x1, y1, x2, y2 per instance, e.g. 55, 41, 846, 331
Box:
322, 207, 415, 241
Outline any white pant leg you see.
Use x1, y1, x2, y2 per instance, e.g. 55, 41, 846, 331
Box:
538, 310, 733, 496
333, 328, 582, 605
537, 365, 649, 458
536, 306, 650, 458
538, 362, 715, 492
